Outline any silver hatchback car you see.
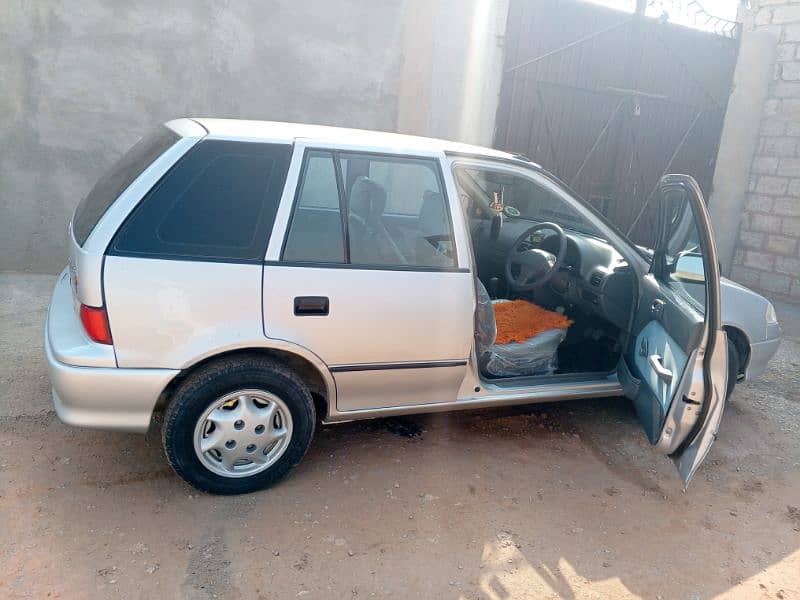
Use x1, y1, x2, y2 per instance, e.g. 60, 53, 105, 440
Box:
46, 118, 775, 494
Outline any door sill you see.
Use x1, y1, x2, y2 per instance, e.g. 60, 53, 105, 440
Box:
323, 373, 622, 423
481, 369, 616, 388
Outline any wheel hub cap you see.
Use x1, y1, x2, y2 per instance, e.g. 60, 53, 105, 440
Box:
193, 389, 293, 478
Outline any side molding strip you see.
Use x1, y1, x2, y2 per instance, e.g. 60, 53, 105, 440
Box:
329, 360, 467, 373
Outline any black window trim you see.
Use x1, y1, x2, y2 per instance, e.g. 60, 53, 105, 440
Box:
332, 151, 352, 264
279, 147, 464, 273
106, 139, 294, 265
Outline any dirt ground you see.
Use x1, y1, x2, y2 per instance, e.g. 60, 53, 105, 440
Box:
1, 272, 799, 600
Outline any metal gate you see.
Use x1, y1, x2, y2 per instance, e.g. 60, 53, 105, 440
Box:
494, 0, 739, 244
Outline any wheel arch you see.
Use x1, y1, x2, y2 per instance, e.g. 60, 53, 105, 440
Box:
152, 343, 336, 428
722, 324, 750, 378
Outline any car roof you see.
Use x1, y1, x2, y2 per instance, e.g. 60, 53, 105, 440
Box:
187, 117, 530, 163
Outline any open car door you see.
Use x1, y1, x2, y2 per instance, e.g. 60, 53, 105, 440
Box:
620, 174, 727, 488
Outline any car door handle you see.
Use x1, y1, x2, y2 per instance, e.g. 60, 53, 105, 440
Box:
294, 296, 329, 316
648, 354, 673, 384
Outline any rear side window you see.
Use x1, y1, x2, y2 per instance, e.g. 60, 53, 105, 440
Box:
109, 140, 292, 262
282, 150, 456, 269
73, 126, 180, 246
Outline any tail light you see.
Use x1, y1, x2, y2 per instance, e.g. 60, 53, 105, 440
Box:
79, 304, 113, 345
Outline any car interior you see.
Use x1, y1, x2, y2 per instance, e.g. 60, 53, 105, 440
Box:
454, 166, 637, 380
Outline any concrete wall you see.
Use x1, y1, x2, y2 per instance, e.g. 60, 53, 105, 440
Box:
1, 1, 407, 273
397, 0, 508, 146
0, 0, 508, 274
726, 0, 800, 300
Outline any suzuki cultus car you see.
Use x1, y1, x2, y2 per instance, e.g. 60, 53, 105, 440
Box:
46, 118, 775, 494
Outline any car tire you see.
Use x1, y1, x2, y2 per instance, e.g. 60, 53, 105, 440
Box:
725, 339, 739, 402
162, 355, 316, 495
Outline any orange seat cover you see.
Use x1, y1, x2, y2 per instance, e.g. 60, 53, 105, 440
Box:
494, 300, 572, 345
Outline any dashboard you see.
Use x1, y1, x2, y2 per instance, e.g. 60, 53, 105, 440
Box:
473, 218, 635, 329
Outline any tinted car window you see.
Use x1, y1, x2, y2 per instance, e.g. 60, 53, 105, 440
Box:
340, 154, 456, 268
73, 126, 180, 246
283, 151, 345, 263
110, 140, 292, 262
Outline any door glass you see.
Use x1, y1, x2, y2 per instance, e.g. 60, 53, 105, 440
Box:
655, 192, 706, 311
283, 151, 346, 263
340, 154, 456, 268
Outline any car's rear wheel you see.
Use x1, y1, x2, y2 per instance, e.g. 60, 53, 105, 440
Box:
163, 356, 315, 495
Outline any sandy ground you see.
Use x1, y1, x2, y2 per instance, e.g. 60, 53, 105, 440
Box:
1, 272, 799, 600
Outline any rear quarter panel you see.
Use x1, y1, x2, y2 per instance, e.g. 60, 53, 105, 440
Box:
104, 257, 264, 369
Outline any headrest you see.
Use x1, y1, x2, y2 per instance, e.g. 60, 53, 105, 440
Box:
349, 176, 386, 222
419, 190, 446, 234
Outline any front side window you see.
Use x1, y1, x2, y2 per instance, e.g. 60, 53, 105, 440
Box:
110, 140, 292, 262
282, 151, 457, 269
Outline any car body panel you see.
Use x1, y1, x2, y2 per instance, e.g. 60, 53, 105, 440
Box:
672, 329, 728, 483
104, 257, 265, 369
747, 334, 782, 379
719, 277, 783, 379
262, 141, 475, 412
48, 269, 116, 368
45, 270, 177, 432
262, 266, 474, 367
647, 174, 728, 487
263, 265, 475, 412
193, 118, 525, 164
324, 374, 624, 422
684, 275, 782, 379
331, 364, 468, 411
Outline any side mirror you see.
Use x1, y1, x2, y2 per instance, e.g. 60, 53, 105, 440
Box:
674, 252, 705, 283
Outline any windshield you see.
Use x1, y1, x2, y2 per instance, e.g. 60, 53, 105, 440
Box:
456, 167, 600, 236
72, 126, 180, 246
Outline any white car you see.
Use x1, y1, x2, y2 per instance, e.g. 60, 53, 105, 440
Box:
46, 118, 743, 494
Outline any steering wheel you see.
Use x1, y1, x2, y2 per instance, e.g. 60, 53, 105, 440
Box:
505, 222, 567, 291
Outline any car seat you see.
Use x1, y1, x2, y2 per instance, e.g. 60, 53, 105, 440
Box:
475, 279, 567, 377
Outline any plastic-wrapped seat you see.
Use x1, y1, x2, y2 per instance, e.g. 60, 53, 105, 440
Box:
475, 280, 567, 377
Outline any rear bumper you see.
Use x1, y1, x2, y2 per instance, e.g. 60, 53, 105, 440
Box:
45, 269, 178, 432
745, 329, 782, 381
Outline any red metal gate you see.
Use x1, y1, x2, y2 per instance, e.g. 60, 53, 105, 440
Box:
494, 0, 739, 243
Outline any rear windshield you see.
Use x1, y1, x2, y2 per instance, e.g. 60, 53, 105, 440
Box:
72, 126, 180, 246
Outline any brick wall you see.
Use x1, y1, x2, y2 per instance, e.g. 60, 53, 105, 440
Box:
731, 0, 800, 300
